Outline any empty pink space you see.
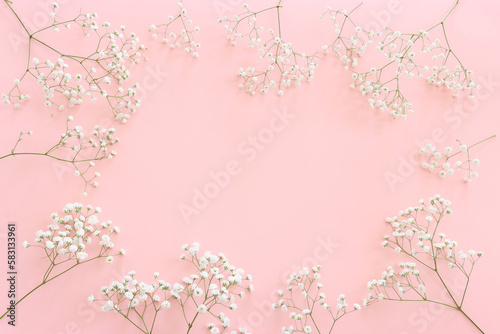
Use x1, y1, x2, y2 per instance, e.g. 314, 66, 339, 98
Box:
0, 0, 499, 333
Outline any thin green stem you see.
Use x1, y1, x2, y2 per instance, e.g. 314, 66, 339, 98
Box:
0, 151, 103, 163
427, 0, 460, 31
276, 5, 281, 39
4, 0, 30, 35
457, 306, 484, 334
0, 254, 109, 320
185, 311, 199, 334
149, 307, 160, 334
446, 135, 496, 160
0, 262, 76, 320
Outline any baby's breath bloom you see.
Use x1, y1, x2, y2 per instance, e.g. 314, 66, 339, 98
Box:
93, 243, 252, 333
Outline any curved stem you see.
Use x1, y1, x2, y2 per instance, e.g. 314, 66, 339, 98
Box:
0, 262, 77, 320
0, 151, 102, 163
4, 0, 31, 35
427, 0, 460, 31
0, 254, 107, 320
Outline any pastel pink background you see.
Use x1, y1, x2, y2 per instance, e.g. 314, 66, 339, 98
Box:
0, 0, 499, 333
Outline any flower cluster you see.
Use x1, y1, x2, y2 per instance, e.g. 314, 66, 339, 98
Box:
23, 202, 123, 270
0, 203, 123, 321
150, 1, 200, 58
365, 262, 427, 306
352, 27, 475, 119
321, 2, 475, 119
274, 266, 360, 334
92, 242, 253, 334
363, 195, 484, 332
1, 115, 120, 195
2, 1, 147, 122
419, 135, 495, 182
320, 5, 374, 69
374, 26, 476, 97
219, 2, 318, 96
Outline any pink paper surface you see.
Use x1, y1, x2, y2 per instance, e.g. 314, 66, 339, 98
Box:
0, 0, 499, 333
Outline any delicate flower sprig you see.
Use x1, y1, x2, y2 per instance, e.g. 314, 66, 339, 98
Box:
149, 1, 200, 58
273, 266, 360, 334
323, 1, 475, 119
219, 1, 270, 47
92, 242, 253, 334
2, 1, 147, 122
0, 203, 123, 321
364, 195, 484, 333
320, 4, 374, 69
420, 135, 496, 182
219, 2, 318, 96
0, 115, 119, 195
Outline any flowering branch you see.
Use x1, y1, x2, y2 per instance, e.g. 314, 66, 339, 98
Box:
364, 195, 484, 333
274, 266, 361, 334
323, 1, 475, 119
0, 202, 123, 321
219, 2, 318, 96
420, 135, 496, 182
149, 1, 200, 58
0, 115, 119, 195
2, 1, 147, 123
320, 4, 374, 69
92, 242, 253, 334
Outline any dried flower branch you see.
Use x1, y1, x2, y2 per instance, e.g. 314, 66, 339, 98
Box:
92, 242, 253, 334
320, 4, 374, 69
219, 2, 318, 96
2, 0, 147, 122
274, 266, 360, 334
150, 1, 200, 58
364, 195, 484, 333
420, 135, 496, 182
324, 1, 476, 119
0, 115, 119, 195
0, 202, 123, 321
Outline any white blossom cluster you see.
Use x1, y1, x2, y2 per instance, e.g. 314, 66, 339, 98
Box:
219, 2, 266, 48
273, 266, 360, 334
3, 2, 147, 122
320, 6, 374, 69
0, 203, 123, 321
92, 243, 253, 334
4, 115, 119, 194
364, 262, 427, 307
352, 27, 476, 119
364, 195, 483, 314
22, 203, 124, 280
219, 2, 318, 96
64, 117, 120, 194
150, 1, 200, 58
322, 2, 475, 119
419, 136, 495, 182
92, 270, 174, 314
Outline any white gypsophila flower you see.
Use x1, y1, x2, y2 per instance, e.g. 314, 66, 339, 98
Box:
323, 4, 476, 119
150, 1, 200, 58
197, 304, 208, 314
219, 3, 317, 96
3, 6, 146, 122
272, 265, 357, 331
94, 242, 252, 333
77, 252, 88, 260
418, 136, 494, 182
366, 194, 484, 332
